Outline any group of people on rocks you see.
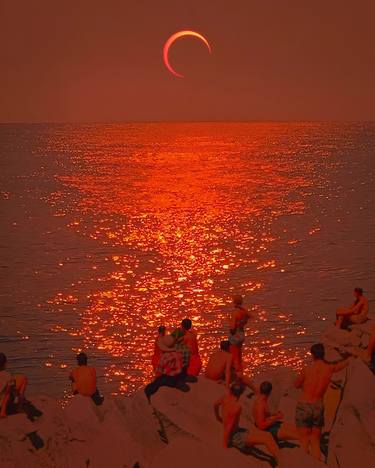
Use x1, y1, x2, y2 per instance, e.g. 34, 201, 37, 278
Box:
0, 351, 104, 421
148, 289, 374, 465
1, 288, 373, 465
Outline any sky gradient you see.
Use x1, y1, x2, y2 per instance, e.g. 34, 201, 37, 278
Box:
1, 0, 375, 122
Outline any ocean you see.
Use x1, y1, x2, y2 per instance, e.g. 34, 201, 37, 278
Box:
0, 122, 374, 397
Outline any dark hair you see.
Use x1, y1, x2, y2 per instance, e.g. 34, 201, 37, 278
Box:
76, 352, 88, 366
311, 343, 325, 360
220, 340, 230, 352
260, 381, 273, 396
230, 381, 245, 397
181, 318, 192, 331
0, 353, 7, 371
354, 287, 363, 295
158, 325, 166, 334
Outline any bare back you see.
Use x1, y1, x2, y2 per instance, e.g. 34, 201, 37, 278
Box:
222, 394, 241, 434
297, 361, 338, 403
205, 351, 230, 380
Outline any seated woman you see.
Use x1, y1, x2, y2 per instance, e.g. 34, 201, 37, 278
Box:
335, 288, 369, 329
0, 353, 28, 417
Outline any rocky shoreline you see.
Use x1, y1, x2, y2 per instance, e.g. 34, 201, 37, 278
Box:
1, 321, 374, 468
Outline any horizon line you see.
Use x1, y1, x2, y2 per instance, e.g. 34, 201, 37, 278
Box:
1, 119, 375, 125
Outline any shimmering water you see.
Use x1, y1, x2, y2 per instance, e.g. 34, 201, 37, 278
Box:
1, 122, 374, 397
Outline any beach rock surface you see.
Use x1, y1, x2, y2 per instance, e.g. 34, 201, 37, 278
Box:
1, 336, 374, 468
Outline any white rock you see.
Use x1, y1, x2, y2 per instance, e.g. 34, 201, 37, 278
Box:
328, 359, 375, 468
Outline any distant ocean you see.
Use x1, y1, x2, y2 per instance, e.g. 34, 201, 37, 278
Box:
1, 122, 374, 397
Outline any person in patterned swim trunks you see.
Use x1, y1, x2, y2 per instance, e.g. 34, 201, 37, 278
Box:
214, 382, 283, 466
294, 343, 351, 461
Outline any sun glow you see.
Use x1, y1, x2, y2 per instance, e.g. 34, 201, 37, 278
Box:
163, 30, 212, 78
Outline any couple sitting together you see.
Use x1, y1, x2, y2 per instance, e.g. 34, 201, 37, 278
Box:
145, 318, 202, 401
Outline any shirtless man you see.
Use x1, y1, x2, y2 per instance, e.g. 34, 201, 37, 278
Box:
205, 341, 233, 387
295, 343, 351, 460
253, 381, 299, 443
69, 352, 104, 405
335, 287, 369, 329
214, 382, 282, 465
228, 295, 253, 371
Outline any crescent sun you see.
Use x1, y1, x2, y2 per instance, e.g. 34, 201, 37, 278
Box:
163, 30, 212, 78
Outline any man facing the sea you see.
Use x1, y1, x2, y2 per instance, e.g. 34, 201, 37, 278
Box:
294, 343, 351, 460
335, 287, 369, 329
205, 340, 233, 387
69, 353, 104, 406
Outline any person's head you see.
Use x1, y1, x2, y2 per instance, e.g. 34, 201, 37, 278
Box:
76, 352, 88, 366
181, 318, 192, 331
162, 335, 175, 349
0, 353, 7, 371
310, 343, 325, 361
354, 287, 363, 299
230, 381, 245, 398
158, 325, 166, 336
233, 295, 243, 307
260, 381, 273, 397
220, 340, 230, 352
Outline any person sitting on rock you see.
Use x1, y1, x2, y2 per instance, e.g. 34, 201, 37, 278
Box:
294, 343, 351, 461
151, 325, 166, 371
205, 340, 234, 387
214, 382, 283, 466
253, 381, 299, 444
144, 335, 190, 402
335, 287, 369, 329
228, 295, 254, 372
171, 319, 196, 382
69, 352, 104, 406
0, 352, 28, 418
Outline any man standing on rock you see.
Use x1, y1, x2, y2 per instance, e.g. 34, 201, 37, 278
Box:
214, 382, 283, 466
294, 343, 351, 460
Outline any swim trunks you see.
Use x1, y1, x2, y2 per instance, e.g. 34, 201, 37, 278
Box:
265, 421, 282, 440
295, 401, 324, 428
229, 330, 245, 346
230, 428, 248, 451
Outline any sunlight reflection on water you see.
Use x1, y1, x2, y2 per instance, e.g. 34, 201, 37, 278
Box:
1, 122, 374, 396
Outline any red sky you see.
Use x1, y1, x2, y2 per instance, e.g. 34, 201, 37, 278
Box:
1, 0, 374, 122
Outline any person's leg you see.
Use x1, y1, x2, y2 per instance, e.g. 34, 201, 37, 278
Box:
237, 372, 257, 393
278, 422, 300, 441
298, 427, 311, 454
230, 345, 242, 372
145, 375, 167, 401
0, 393, 10, 418
246, 427, 281, 462
310, 427, 322, 461
14, 374, 27, 404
